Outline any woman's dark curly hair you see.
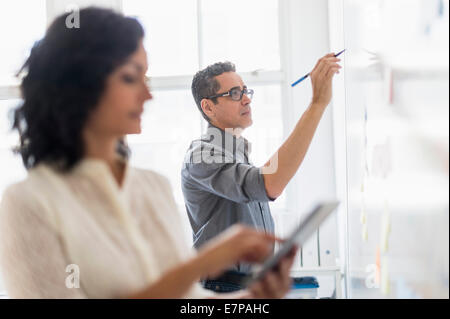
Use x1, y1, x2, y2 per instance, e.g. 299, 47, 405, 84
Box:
13, 7, 144, 171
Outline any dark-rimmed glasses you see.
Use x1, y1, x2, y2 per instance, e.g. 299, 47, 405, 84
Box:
207, 87, 254, 102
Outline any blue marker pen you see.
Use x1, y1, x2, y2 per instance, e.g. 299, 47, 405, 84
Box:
291, 49, 346, 87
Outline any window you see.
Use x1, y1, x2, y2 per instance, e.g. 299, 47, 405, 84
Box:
123, 0, 199, 77
243, 84, 286, 210
0, 100, 26, 201
200, 0, 281, 72
0, 0, 46, 201
123, 0, 286, 213
0, 0, 47, 85
128, 89, 202, 205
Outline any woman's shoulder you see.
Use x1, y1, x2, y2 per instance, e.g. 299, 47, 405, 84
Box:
128, 167, 177, 209
0, 164, 63, 211
1, 169, 40, 202
130, 167, 173, 189
1, 180, 29, 204
0, 167, 54, 225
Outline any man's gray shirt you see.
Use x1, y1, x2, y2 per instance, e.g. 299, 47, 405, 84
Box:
181, 125, 275, 273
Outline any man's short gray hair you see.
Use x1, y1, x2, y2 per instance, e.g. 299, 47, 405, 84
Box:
191, 62, 236, 122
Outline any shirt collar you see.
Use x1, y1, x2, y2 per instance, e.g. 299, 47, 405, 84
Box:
205, 124, 251, 161
72, 156, 131, 191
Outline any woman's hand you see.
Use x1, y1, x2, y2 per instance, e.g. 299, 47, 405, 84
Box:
218, 246, 298, 300
247, 247, 297, 299
197, 225, 298, 299
128, 225, 295, 299
196, 225, 281, 279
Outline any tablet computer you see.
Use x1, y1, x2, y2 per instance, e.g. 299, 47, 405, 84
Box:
241, 201, 340, 287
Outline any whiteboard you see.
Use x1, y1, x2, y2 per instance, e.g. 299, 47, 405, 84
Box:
330, 0, 449, 298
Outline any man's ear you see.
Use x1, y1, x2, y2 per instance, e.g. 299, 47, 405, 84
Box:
201, 99, 215, 119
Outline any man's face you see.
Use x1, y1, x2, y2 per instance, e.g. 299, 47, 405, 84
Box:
207, 72, 253, 130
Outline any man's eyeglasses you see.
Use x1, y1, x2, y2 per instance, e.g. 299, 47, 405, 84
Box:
207, 87, 254, 102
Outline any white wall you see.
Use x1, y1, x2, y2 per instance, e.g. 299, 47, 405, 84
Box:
328, 0, 449, 299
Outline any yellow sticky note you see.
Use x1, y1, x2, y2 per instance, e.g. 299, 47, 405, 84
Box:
362, 223, 368, 242
360, 212, 367, 225
360, 206, 367, 225
360, 195, 367, 224
381, 257, 390, 295
380, 211, 391, 253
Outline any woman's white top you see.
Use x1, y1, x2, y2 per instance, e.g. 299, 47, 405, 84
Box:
0, 158, 215, 299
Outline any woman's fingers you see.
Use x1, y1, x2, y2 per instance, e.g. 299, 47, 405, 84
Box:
250, 273, 282, 299
248, 249, 299, 299
200, 225, 298, 287
279, 257, 295, 289
197, 226, 287, 280
273, 249, 297, 293
255, 267, 292, 298
286, 246, 299, 260
237, 228, 288, 261
231, 230, 273, 263
259, 232, 285, 244
261, 272, 283, 298
249, 281, 265, 299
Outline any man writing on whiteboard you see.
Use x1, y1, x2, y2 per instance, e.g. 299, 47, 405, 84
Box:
181, 53, 342, 293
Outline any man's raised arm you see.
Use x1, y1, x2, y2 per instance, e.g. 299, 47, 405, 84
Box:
262, 53, 342, 199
